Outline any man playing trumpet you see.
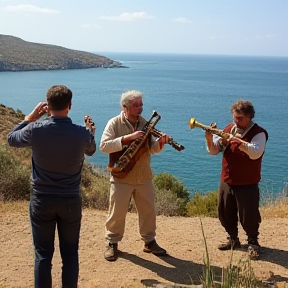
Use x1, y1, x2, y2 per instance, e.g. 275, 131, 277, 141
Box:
204, 100, 268, 259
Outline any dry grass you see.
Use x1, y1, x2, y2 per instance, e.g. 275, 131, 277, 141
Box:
260, 197, 288, 219
2, 196, 288, 219
0, 200, 28, 215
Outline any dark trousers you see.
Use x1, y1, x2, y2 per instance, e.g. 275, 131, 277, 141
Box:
218, 181, 261, 240
29, 194, 82, 288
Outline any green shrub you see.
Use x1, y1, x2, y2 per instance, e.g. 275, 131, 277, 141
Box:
1, 140, 220, 218
153, 172, 190, 216
186, 190, 218, 217
0, 146, 31, 201
154, 188, 186, 216
153, 173, 190, 202
81, 163, 110, 210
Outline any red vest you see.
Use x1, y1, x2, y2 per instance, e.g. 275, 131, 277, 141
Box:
221, 123, 268, 185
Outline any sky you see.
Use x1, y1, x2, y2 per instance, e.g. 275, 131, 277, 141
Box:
0, 0, 288, 57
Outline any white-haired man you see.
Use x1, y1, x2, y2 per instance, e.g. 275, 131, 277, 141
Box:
100, 90, 170, 261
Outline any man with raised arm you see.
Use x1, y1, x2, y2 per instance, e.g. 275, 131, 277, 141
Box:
7, 85, 96, 288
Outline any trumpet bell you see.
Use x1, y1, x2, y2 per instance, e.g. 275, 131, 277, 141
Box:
188, 117, 230, 139
189, 118, 196, 129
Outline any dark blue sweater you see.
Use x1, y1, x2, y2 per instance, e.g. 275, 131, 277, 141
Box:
7, 117, 96, 196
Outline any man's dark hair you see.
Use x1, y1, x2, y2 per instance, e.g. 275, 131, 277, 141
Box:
230, 100, 255, 119
46, 85, 72, 111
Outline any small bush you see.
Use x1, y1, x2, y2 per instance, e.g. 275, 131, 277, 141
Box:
186, 190, 218, 217
154, 188, 185, 216
0, 146, 31, 201
81, 163, 110, 210
153, 173, 190, 202
153, 173, 190, 216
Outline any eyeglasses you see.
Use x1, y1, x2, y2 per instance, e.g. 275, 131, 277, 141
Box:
234, 115, 245, 121
233, 113, 249, 122
131, 103, 143, 108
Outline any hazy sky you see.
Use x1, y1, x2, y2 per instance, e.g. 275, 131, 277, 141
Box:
1, 0, 287, 56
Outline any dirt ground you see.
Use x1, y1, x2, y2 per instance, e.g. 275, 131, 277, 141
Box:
1, 202, 288, 288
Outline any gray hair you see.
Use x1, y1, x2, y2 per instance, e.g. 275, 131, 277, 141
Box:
120, 90, 143, 108
230, 100, 255, 119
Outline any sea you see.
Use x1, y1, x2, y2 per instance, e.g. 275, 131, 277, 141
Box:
1, 53, 287, 196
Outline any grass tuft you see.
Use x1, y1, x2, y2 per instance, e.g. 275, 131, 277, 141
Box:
199, 218, 265, 288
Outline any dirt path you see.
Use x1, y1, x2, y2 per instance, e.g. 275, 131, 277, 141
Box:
1, 202, 288, 287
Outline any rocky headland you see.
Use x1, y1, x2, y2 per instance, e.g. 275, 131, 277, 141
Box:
0, 34, 126, 72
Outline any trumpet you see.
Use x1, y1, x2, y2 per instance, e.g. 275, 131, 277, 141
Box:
189, 118, 231, 139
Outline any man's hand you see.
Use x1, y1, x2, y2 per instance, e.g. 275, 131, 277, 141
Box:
121, 131, 144, 144
205, 122, 217, 140
219, 135, 231, 147
157, 133, 171, 149
24, 102, 48, 122
229, 136, 247, 148
84, 115, 96, 135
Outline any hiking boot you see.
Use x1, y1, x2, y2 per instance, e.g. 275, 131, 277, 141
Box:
143, 240, 167, 256
218, 237, 241, 251
247, 238, 261, 260
104, 242, 118, 261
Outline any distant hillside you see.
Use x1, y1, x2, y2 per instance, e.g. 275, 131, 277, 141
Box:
0, 34, 126, 71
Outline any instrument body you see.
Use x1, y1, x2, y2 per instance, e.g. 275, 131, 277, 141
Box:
108, 111, 160, 178
189, 118, 232, 139
108, 110, 184, 178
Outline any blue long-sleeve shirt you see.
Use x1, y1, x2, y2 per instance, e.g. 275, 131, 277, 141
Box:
7, 117, 96, 196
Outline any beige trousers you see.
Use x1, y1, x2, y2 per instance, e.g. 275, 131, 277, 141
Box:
105, 180, 156, 244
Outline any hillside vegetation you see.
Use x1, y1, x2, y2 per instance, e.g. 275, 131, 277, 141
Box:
0, 34, 125, 71
0, 104, 191, 216
0, 103, 287, 218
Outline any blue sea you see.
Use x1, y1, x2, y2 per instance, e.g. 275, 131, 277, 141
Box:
1, 53, 287, 195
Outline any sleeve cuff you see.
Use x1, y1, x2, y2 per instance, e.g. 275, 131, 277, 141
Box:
19, 120, 30, 126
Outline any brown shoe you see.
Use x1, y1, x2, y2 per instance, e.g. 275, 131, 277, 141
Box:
143, 240, 167, 256
247, 238, 261, 260
218, 237, 241, 251
104, 242, 118, 261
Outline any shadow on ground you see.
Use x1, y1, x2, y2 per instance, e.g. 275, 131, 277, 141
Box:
259, 246, 288, 270
119, 252, 222, 285
120, 246, 288, 287
259, 246, 288, 284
